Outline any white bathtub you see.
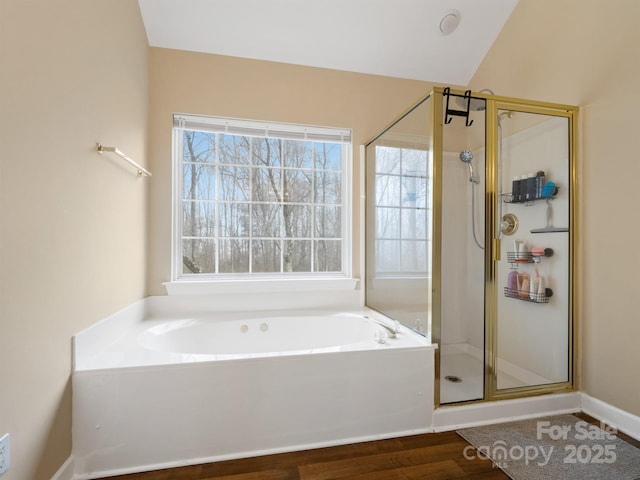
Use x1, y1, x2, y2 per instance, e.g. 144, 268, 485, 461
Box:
138, 313, 392, 357
72, 297, 436, 479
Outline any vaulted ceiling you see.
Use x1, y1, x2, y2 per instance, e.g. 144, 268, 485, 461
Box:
138, 0, 519, 85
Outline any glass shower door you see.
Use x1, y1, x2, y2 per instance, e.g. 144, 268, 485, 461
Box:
492, 104, 575, 395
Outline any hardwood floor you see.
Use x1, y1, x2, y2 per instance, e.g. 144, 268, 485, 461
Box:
96, 413, 640, 480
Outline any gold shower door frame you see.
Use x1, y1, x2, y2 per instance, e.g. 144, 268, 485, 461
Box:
431, 87, 578, 406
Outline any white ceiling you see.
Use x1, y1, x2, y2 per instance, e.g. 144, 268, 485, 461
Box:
138, 0, 518, 85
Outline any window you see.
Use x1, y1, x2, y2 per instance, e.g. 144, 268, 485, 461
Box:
172, 114, 352, 280
374, 145, 431, 275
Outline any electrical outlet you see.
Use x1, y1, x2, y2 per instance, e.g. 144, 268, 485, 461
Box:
0, 433, 9, 475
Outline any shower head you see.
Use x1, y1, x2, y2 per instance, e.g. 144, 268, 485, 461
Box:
454, 88, 495, 112
459, 150, 473, 164
456, 97, 486, 112
459, 150, 479, 184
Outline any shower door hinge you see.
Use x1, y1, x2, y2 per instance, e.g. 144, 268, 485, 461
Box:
493, 238, 501, 262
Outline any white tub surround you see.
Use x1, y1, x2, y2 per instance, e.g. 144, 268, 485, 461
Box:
72, 297, 435, 478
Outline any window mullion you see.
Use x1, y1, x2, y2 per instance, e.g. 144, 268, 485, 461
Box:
249, 139, 253, 273
398, 148, 404, 269
279, 139, 285, 274
311, 145, 316, 272
214, 134, 220, 274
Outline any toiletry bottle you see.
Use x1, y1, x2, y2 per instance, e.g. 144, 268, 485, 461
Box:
520, 174, 528, 202
507, 270, 518, 297
518, 273, 530, 299
537, 276, 545, 302
542, 181, 556, 198
514, 239, 525, 260
530, 275, 540, 300
511, 176, 519, 203
526, 173, 536, 201
535, 171, 545, 199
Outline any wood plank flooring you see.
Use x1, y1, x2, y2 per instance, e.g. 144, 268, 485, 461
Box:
96, 413, 639, 480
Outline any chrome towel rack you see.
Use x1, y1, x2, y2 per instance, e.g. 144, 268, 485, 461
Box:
96, 143, 152, 177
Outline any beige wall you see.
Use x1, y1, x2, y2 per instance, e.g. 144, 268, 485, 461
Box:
0, 1, 149, 479
470, 0, 640, 415
147, 48, 435, 294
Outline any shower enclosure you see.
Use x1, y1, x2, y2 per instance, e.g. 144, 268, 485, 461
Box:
365, 87, 577, 405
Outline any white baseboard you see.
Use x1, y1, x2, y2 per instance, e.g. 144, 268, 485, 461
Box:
433, 392, 581, 432
581, 393, 640, 441
51, 456, 74, 480
433, 391, 640, 441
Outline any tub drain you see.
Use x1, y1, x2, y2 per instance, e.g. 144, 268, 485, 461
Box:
445, 375, 462, 383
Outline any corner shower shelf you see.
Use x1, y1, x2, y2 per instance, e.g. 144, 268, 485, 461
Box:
506, 248, 554, 264
504, 287, 553, 303
502, 187, 559, 205
507, 252, 535, 263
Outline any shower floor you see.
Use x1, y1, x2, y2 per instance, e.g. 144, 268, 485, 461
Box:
439, 343, 527, 404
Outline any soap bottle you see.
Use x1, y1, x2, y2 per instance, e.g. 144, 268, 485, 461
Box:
507, 270, 518, 297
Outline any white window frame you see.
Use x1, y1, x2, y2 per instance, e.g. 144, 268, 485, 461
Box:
166, 114, 355, 294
